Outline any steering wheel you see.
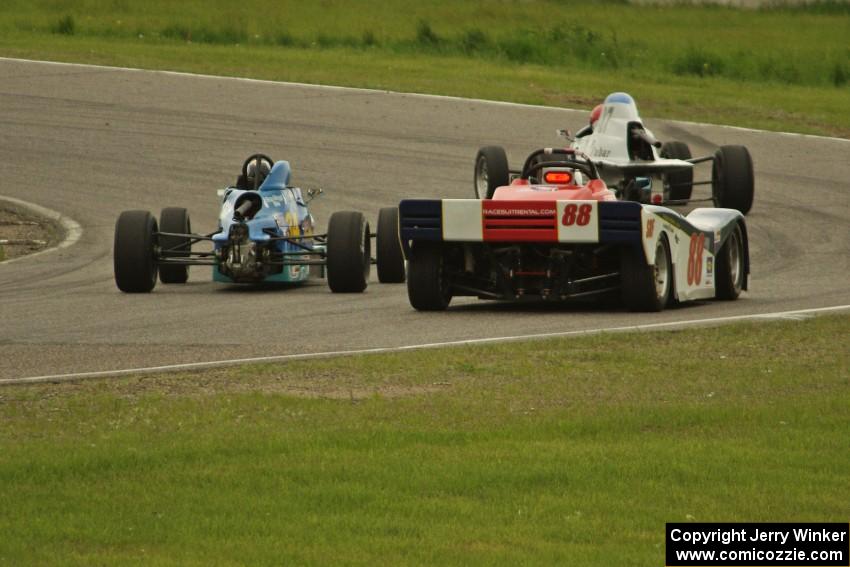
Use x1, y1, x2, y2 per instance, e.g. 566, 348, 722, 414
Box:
520, 148, 599, 182
241, 153, 275, 190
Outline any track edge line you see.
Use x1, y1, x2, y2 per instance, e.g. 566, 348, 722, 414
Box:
3, 304, 848, 386
0, 195, 84, 265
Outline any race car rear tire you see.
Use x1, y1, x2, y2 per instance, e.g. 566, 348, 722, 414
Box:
474, 146, 509, 199
712, 145, 754, 215
620, 235, 672, 312
327, 210, 370, 293
715, 222, 745, 300
159, 207, 191, 284
376, 207, 406, 283
114, 210, 158, 293
660, 141, 694, 201
407, 241, 452, 311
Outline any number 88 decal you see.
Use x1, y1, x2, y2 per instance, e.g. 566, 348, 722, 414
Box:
687, 232, 705, 286
561, 204, 592, 226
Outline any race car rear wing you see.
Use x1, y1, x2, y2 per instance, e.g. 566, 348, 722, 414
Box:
593, 156, 693, 174
398, 199, 643, 254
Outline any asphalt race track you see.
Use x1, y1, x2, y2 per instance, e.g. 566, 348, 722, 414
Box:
1, 58, 848, 381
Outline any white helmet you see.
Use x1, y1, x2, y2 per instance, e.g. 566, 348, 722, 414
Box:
246, 158, 271, 187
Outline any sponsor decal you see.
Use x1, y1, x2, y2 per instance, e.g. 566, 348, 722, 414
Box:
486, 208, 556, 217
656, 213, 689, 234
263, 193, 285, 207
651, 211, 706, 239
285, 211, 301, 237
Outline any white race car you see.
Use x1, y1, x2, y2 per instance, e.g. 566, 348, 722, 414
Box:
474, 92, 754, 215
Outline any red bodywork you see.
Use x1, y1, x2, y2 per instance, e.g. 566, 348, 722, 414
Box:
492, 177, 616, 202
477, 177, 616, 242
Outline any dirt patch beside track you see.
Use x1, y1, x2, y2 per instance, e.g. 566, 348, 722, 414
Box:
0, 203, 62, 261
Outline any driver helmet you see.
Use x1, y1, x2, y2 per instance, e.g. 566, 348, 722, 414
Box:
246, 158, 271, 187
589, 104, 603, 128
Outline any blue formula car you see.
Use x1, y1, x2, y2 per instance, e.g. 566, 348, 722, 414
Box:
114, 154, 405, 293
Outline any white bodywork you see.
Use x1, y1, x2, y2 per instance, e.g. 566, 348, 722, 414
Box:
640, 206, 716, 302
571, 92, 692, 189
438, 198, 744, 302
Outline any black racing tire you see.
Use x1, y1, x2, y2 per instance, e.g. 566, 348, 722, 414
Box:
620, 235, 672, 312
326, 211, 370, 293
715, 222, 745, 300
712, 145, 754, 215
473, 146, 510, 199
407, 241, 452, 311
376, 207, 406, 283
660, 141, 694, 201
158, 207, 191, 284
114, 210, 158, 293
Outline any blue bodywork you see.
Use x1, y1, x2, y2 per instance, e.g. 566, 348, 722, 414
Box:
212, 161, 318, 283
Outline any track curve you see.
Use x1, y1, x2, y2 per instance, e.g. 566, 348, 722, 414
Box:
1, 58, 848, 380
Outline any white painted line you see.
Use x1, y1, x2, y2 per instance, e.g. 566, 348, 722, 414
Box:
2, 57, 848, 144
3, 304, 848, 386
0, 195, 83, 265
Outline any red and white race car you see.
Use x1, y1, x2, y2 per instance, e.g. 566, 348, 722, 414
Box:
399, 147, 748, 312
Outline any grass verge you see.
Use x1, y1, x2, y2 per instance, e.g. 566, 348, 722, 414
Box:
1, 0, 849, 137
1, 314, 848, 565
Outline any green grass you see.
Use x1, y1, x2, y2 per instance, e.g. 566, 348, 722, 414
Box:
1, 0, 849, 136
1, 314, 848, 565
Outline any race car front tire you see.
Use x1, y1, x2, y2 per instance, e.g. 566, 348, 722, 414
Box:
114, 210, 158, 293
712, 145, 754, 215
376, 207, 406, 283
407, 241, 452, 311
660, 141, 694, 202
159, 207, 191, 284
327, 210, 370, 293
715, 222, 745, 300
474, 146, 509, 199
620, 236, 672, 312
